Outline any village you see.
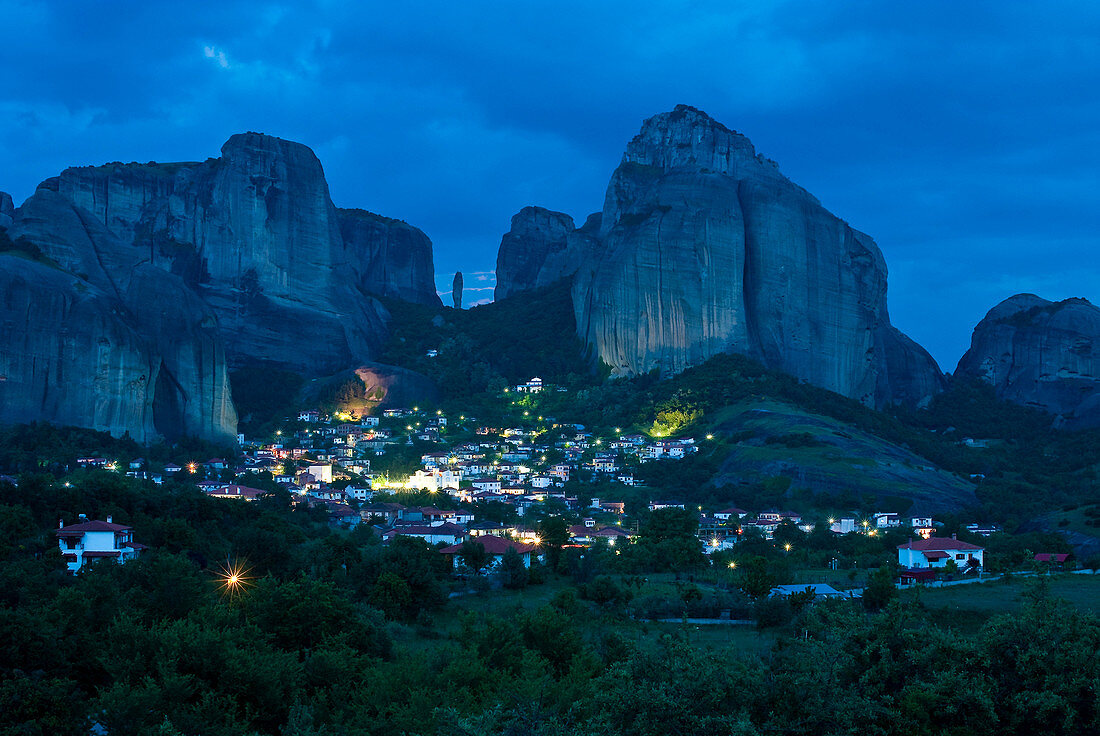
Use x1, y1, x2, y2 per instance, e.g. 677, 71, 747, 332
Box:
58, 375, 1068, 590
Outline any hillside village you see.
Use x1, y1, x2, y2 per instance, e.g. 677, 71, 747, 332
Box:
64, 376, 1053, 585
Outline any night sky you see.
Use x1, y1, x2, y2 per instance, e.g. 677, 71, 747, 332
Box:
2, 1, 1097, 371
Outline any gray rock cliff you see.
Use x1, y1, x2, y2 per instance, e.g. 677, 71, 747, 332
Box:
0, 252, 237, 444
41, 133, 438, 374
337, 208, 441, 307
956, 294, 1100, 428
494, 207, 598, 300
550, 105, 942, 407
0, 191, 13, 229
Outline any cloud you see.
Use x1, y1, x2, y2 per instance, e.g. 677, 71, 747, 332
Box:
1, 1, 1098, 370
203, 45, 230, 68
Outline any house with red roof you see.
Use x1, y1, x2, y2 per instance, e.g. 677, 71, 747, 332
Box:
439, 535, 540, 572
897, 536, 984, 572
56, 516, 145, 573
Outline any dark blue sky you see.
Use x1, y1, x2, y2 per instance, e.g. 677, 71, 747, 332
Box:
2, 1, 1098, 371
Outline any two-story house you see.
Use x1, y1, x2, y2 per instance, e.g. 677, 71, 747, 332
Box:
56, 516, 144, 573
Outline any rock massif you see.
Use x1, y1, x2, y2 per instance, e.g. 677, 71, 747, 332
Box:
496, 105, 943, 407
494, 207, 598, 300
41, 133, 440, 374
1, 133, 441, 442
956, 294, 1100, 428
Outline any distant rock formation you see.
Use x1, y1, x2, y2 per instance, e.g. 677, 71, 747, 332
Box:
495, 105, 944, 407
494, 206, 598, 300
338, 207, 440, 306
956, 294, 1100, 428
37, 133, 440, 375
453, 271, 463, 309
1, 132, 442, 442
0, 191, 12, 228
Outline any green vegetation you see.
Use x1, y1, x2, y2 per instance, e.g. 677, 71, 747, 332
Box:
378, 280, 592, 397
3, 429, 1100, 734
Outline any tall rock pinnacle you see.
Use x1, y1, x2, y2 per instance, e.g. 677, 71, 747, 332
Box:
495, 105, 944, 407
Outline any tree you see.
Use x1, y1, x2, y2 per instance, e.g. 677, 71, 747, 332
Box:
458, 540, 491, 575
500, 548, 529, 589
538, 516, 570, 568
739, 556, 776, 599
862, 564, 898, 611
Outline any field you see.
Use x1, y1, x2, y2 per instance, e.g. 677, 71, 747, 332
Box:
431, 572, 779, 656
902, 573, 1100, 633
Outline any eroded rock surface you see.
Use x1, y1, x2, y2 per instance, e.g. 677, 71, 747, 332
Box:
957, 294, 1100, 428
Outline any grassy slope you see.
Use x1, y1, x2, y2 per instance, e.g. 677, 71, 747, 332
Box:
710, 400, 977, 514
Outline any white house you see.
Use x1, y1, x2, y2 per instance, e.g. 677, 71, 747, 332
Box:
713, 506, 748, 521
897, 537, 984, 571
308, 463, 333, 484
56, 517, 144, 573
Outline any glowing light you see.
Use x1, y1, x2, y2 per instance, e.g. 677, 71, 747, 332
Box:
276, 430, 281, 436
187, 462, 197, 474
706, 434, 714, 440
784, 543, 792, 552
728, 561, 737, 569
216, 559, 253, 599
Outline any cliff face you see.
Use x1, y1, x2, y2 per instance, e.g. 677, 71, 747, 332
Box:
1, 132, 446, 442
494, 207, 598, 300
41, 132, 439, 374
0, 191, 13, 228
338, 208, 440, 307
956, 294, 1100, 428
503, 105, 942, 406
0, 252, 238, 444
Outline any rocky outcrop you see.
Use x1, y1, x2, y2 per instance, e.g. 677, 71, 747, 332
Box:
452, 271, 463, 310
121, 265, 237, 442
956, 294, 1100, 428
0, 254, 237, 444
337, 208, 441, 307
0, 191, 13, 229
40, 133, 438, 374
494, 207, 599, 300
0, 131, 445, 442
559, 105, 943, 407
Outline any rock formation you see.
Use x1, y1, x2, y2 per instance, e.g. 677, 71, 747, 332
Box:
0, 253, 237, 444
453, 271, 463, 310
37, 132, 439, 374
0, 132, 442, 442
956, 294, 1100, 428
494, 206, 598, 300
0, 191, 13, 229
496, 105, 943, 407
338, 208, 440, 306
